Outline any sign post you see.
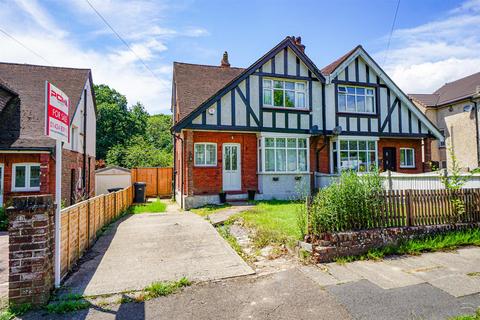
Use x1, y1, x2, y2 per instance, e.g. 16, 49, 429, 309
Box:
45, 81, 70, 288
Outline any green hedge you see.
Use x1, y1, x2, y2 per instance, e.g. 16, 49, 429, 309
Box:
0, 207, 7, 231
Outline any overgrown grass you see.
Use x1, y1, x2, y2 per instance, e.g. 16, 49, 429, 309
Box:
46, 299, 91, 314
0, 304, 32, 320
233, 200, 303, 248
450, 308, 480, 320
191, 203, 232, 217
143, 277, 191, 299
334, 228, 480, 263
131, 199, 167, 214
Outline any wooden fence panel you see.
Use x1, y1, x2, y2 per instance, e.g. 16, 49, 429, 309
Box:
60, 186, 135, 279
131, 167, 173, 197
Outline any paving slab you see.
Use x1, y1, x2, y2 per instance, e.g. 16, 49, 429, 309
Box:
61, 212, 254, 296
299, 265, 339, 286
206, 203, 254, 225
327, 279, 480, 320
0, 232, 8, 303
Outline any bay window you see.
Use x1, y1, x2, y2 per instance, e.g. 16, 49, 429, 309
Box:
194, 143, 217, 166
263, 79, 306, 109
338, 85, 375, 114
12, 163, 41, 192
332, 138, 378, 173
259, 136, 309, 173
400, 148, 415, 168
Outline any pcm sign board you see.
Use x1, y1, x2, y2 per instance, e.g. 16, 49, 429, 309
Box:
45, 81, 70, 142
44, 81, 70, 288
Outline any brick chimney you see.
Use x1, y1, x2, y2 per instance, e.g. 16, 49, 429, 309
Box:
294, 36, 305, 53
220, 51, 230, 68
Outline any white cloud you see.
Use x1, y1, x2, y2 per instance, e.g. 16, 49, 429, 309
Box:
0, 0, 208, 114
376, 0, 480, 94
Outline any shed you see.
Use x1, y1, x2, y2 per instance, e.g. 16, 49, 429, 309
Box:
95, 166, 131, 195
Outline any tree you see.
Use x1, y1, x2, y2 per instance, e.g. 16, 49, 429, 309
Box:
146, 114, 173, 151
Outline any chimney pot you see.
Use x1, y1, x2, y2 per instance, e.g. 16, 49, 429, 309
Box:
221, 51, 230, 68
293, 36, 305, 53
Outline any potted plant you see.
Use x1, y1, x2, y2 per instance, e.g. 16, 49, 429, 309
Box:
219, 190, 227, 203
247, 189, 256, 201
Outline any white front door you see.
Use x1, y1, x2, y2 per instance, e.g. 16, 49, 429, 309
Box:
0, 164, 4, 207
222, 144, 241, 191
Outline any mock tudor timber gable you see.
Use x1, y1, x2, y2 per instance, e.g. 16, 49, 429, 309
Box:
171, 36, 443, 209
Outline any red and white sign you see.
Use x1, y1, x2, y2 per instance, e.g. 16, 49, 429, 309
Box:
45, 81, 70, 142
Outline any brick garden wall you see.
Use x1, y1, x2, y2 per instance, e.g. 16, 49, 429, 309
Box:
308, 222, 480, 263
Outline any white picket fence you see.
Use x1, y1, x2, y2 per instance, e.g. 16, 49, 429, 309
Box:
314, 171, 480, 190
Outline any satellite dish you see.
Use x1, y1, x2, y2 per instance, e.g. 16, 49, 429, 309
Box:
333, 126, 342, 135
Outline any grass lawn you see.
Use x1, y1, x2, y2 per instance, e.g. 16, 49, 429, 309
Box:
336, 228, 480, 264
190, 203, 232, 217
232, 200, 303, 248
131, 199, 167, 214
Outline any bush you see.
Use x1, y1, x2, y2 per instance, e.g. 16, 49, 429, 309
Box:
308, 171, 384, 234
0, 207, 7, 231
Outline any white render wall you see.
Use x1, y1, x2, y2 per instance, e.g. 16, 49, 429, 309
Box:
257, 173, 310, 200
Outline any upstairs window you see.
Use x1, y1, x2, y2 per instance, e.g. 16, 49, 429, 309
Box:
400, 148, 415, 168
12, 163, 41, 192
194, 143, 217, 167
263, 79, 306, 109
338, 86, 375, 114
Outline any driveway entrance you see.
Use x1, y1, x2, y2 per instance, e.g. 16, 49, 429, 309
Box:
62, 210, 254, 296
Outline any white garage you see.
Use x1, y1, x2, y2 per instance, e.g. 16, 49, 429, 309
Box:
95, 166, 131, 195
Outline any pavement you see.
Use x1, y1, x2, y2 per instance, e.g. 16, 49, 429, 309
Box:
24, 269, 352, 320
206, 202, 254, 226
0, 232, 7, 305
60, 209, 254, 296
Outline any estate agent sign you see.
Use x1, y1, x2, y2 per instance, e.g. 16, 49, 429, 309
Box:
45, 81, 70, 288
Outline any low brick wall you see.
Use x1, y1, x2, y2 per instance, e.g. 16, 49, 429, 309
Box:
308, 222, 480, 263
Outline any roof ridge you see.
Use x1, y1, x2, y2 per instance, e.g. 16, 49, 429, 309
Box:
0, 61, 91, 71
321, 45, 362, 76
173, 61, 245, 70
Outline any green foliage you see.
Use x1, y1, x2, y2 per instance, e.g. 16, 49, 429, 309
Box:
132, 199, 167, 214
440, 147, 469, 222
335, 228, 480, 263
217, 225, 254, 263
449, 308, 480, 320
144, 277, 191, 299
46, 299, 91, 314
106, 136, 173, 168
0, 207, 7, 231
94, 84, 173, 167
309, 171, 384, 234
0, 303, 32, 320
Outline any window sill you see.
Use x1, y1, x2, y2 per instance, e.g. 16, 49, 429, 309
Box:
399, 166, 416, 169
194, 165, 218, 168
262, 106, 310, 113
336, 111, 377, 118
11, 188, 40, 192
257, 172, 311, 175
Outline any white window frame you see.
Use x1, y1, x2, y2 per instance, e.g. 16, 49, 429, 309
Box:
439, 129, 446, 148
337, 85, 375, 114
330, 136, 378, 173
400, 148, 415, 168
12, 163, 41, 192
262, 78, 307, 110
258, 134, 310, 174
71, 126, 79, 152
194, 143, 217, 167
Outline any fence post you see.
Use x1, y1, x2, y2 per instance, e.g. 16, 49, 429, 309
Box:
387, 170, 393, 191
305, 196, 311, 237
405, 189, 412, 227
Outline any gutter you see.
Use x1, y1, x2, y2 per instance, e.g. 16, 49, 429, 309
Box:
83, 89, 88, 196
173, 134, 184, 209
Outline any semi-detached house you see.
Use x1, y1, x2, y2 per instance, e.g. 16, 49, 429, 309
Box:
171, 36, 443, 209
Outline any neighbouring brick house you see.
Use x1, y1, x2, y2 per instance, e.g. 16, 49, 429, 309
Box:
410, 72, 480, 171
171, 37, 443, 209
0, 63, 96, 207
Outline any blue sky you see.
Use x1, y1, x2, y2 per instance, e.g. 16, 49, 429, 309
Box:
1, 0, 479, 114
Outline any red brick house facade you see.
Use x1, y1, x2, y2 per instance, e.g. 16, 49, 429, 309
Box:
0, 63, 96, 207
171, 37, 443, 209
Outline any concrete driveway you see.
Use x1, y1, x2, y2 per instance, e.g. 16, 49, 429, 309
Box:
62, 211, 254, 296
0, 232, 8, 303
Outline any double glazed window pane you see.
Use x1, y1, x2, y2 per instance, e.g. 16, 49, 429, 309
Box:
194, 145, 204, 165
338, 86, 375, 113
195, 144, 216, 166
263, 137, 308, 172
263, 79, 306, 108
30, 166, 40, 188
15, 165, 26, 188
265, 149, 275, 171
337, 139, 377, 172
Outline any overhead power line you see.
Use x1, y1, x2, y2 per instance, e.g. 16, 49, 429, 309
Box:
85, 0, 161, 81
383, 0, 401, 66
0, 27, 52, 65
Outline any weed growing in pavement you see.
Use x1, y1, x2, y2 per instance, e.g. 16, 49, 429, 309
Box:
450, 308, 480, 320
0, 304, 32, 320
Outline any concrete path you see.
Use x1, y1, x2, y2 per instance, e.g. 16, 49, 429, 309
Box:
300, 247, 480, 297
61, 210, 254, 296
25, 269, 352, 320
206, 202, 254, 225
0, 232, 8, 305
